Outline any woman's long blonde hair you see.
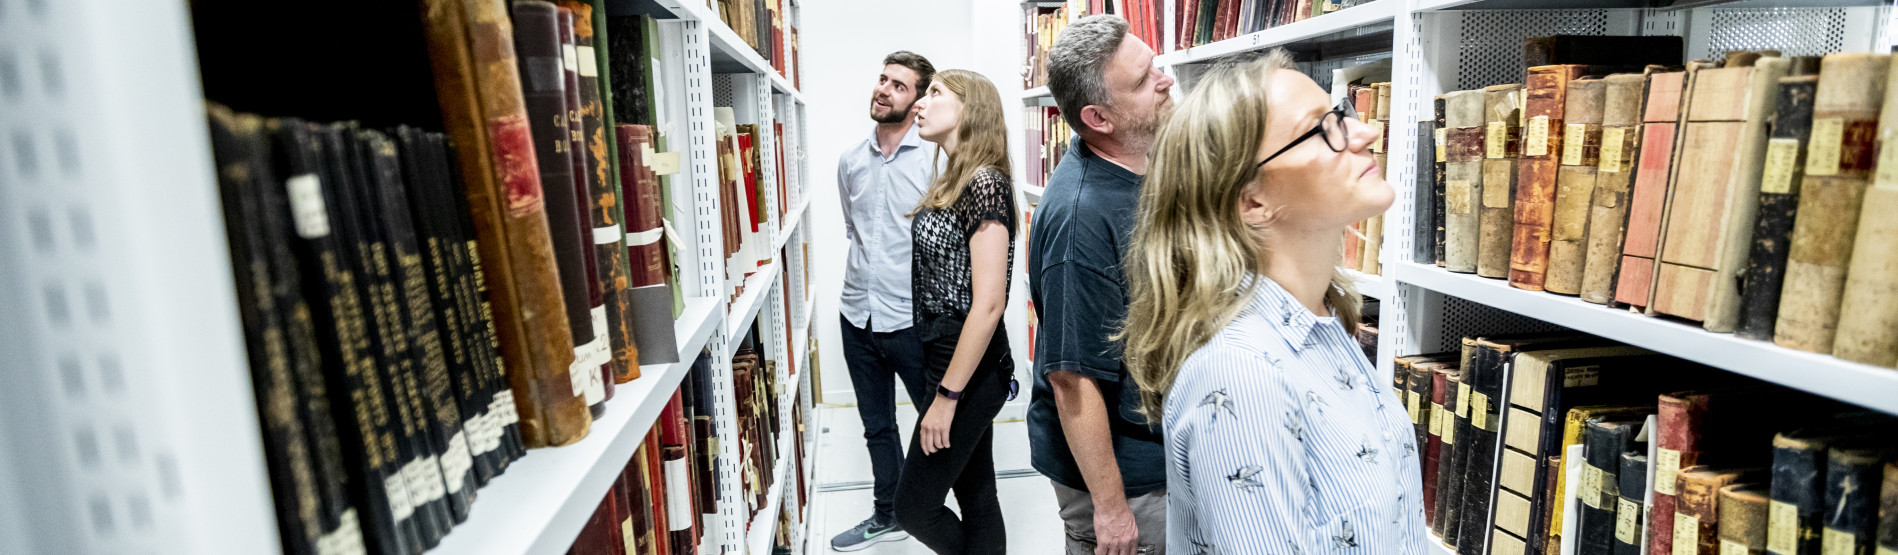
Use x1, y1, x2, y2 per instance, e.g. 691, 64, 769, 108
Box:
917, 69, 1013, 210
1121, 50, 1362, 421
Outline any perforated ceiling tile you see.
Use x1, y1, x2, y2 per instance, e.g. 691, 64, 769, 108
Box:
1703, 7, 1848, 59
1455, 10, 1610, 90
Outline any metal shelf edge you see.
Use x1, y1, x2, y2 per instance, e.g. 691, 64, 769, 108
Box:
1155, 0, 1400, 67
773, 196, 812, 253
745, 431, 793, 554
726, 261, 783, 356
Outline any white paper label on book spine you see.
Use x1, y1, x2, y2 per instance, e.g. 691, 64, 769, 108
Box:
1768, 500, 1799, 554
1599, 127, 1627, 172
1471, 392, 1491, 431
1823, 528, 1855, 555
562, 45, 579, 76
1580, 466, 1604, 509
1616, 497, 1640, 544
402, 458, 443, 504
1407, 391, 1422, 423
384, 473, 414, 521
1526, 116, 1551, 157
420, 455, 448, 502
1720, 538, 1751, 555
440, 432, 473, 493
1762, 138, 1802, 194
1807, 118, 1845, 176
1654, 448, 1681, 496
1430, 403, 1446, 436
576, 45, 598, 77
1435, 128, 1448, 163
1487, 122, 1508, 159
1456, 382, 1472, 417
1675, 513, 1701, 555
663, 459, 693, 531
466, 411, 493, 455
1562, 123, 1588, 165
492, 391, 519, 425
286, 174, 332, 238
317, 508, 366, 555
594, 224, 624, 245
1563, 365, 1600, 387
626, 226, 664, 247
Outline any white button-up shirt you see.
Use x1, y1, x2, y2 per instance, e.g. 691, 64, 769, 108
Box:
1165, 275, 1427, 554
837, 124, 935, 332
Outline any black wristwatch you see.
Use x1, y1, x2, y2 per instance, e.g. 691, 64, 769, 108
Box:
937, 384, 963, 400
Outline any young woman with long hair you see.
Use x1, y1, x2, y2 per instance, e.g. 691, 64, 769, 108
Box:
1121, 51, 1426, 552
891, 68, 1018, 554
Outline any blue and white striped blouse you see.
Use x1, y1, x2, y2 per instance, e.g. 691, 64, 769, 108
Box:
1163, 275, 1426, 554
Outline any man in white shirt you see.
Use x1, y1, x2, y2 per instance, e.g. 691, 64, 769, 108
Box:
831, 50, 937, 552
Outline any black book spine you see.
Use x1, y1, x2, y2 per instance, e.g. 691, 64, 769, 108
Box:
327, 124, 451, 549
1823, 447, 1891, 555
1579, 420, 1633, 555
1442, 342, 1479, 544
515, 0, 598, 415
441, 136, 526, 463
1435, 95, 1449, 266
208, 108, 325, 555
368, 128, 480, 522
1878, 462, 1896, 555
1614, 452, 1648, 555
1737, 76, 1819, 341
275, 119, 417, 555
1770, 434, 1830, 555
1456, 344, 1505, 555
1409, 364, 1436, 464
1434, 370, 1465, 536
1416, 119, 1439, 265
606, 15, 652, 129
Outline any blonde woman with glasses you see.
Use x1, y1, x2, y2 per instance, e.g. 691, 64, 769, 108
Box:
1121, 51, 1425, 553
892, 68, 1018, 555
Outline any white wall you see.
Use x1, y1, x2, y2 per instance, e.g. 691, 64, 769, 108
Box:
805, 0, 1031, 409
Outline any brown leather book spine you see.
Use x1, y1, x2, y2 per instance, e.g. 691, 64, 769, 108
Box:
1446, 89, 1486, 273
1675, 467, 1751, 555
419, 0, 589, 448
1655, 57, 1789, 329
1616, 71, 1687, 309
1775, 53, 1891, 353
1580, 72, 1649, 304
1548, 76, 1607, 295
1513, 65, 1587, 291
560, 0, 641, 382
1830, 57, 1898, 367
1482, 84, 1525, 279
1719, 483, 1770, 555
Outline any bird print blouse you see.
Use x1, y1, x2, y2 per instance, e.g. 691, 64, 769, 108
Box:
1163, 275, 1426, 554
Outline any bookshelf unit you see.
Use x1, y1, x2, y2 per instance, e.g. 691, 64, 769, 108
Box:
0, 1, 816, 555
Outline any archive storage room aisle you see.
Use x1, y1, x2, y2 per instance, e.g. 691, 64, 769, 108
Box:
9, 0, 1898, 554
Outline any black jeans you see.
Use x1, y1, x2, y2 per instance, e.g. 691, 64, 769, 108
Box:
839, 315, 930, 522
894, 317, 1012, 555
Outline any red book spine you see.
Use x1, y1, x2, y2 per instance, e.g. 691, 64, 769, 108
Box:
1424, 368, 1450, 524
1649, 392, 1709, 555
643, 429, 669, 555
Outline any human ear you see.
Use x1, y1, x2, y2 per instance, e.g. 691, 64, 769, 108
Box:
1080, 105, 1115, 136
1237, 178, 1275, 230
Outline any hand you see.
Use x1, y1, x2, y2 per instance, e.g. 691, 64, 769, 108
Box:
919, 396, 957, 455
1092, 501, 1139, 555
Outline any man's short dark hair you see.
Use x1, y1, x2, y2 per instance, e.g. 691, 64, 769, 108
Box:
1048, 15, 1129, 133
883, 50, 937, 94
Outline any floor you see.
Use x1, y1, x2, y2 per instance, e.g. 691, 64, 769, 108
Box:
805, 402, 1066, 554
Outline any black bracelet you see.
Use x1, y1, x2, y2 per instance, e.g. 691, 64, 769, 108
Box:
937, 384, 963, 400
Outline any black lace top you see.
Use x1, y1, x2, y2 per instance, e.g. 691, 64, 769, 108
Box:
911, 167, 1016, 323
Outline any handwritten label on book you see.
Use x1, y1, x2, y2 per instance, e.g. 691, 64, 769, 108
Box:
1447, 180, 1475, 214
1616, 498, 1640, 543
1807, 118, 1845, 176
1654, 448, 1682, 495
1599, 127, 1627, 172
1456, 383, 1472, 417
1675, 513, 1701, 555
1436, 128, 1448, 162
1762, 138, 1802, 194
1562, 123, 1588, 165
1487, 122, 1508, 159
1768, 500, 1798, 554
287, 174, 331, 239
1526, 116, 1551, 157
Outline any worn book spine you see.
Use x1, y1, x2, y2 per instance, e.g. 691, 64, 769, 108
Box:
1579, 419, 1635, 555
1523, 35, 1685, 70
1427, 368, 1456, 527
1877, 462, 1896, 555
1436, 368, 1467, 537
1737, 75, 1821, 341
1720, 484, 1771, 555
1435, 95, 1451, 266
1482, 84, 1526, 279
1549, 406, 1654, 549
1823, 446, 1892, 555
1580, 73, 1649, 304
1446, 89, 1486, 273
1652, 393, 1712, 555
1422, 113, 1444, 265
1655, 56, 1790, 330
616, 124, 681, 365
1677, 467, 1758, 555
1547, 76, 1606, 295
1616, 71, 1688, 309
1830, 57, 1898, 367
1513, 66, 1587, 292
1410, 361, 1439, 468
419, 0, 589, 448
1770, 431, 1837, 555
445, 135, 528, 464
1443, 338, 1482, 545
1613, 452, 1648, 555
1457, 341, 1512, 555
1775, 53, 1891, 353
660, 390, 698, 553
560, 0, 641, 382
557, 8, 613, 418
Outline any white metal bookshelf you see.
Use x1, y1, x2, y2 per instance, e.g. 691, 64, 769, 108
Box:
0, 0, 817, 553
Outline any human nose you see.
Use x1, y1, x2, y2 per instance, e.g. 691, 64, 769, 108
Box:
1155, 70, 1175, 92
1345, 115, 1378, 151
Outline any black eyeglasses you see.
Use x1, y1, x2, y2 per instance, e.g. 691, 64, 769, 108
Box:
1254, 104, 1358, 170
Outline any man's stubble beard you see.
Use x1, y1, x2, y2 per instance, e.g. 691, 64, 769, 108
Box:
870, 97, 914, 124
1121, 98, 1172, 153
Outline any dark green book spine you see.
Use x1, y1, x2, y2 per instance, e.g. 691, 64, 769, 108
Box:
1614, 452, 1648, 555
1823, 446, 1892, 555
1737, 75, 1819, 341
1579, 420, 1635, 555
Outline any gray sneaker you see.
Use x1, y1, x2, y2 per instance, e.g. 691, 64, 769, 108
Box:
830, 515, 907, 552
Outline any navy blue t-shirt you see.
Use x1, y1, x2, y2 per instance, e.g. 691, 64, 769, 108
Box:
1026, 136, 1164, 496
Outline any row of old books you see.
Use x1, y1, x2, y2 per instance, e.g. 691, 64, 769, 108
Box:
1346, 79, 1393, 275
1024, 106, 1073, 190
713, 0, 795, 81
1173, 0, 1372, 51
715, 107, 780, 302
1398, 332, 1898, 555
1020, 0, 1165, 89
1422, 36, 1898, 369
566, 351, 725, 555
733, 329, 784, 526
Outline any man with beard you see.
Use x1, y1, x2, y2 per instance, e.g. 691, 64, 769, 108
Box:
1027, 15, 1175, 555
831, 50, 936, 552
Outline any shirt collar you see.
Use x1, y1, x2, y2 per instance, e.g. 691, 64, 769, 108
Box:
1237, 273, 1330, 354
1071, 135, 1141, 185
864, 124, 927, 159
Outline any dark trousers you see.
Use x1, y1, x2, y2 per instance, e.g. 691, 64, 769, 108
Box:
839, 315, 929, 522
894, 319, 1011, 555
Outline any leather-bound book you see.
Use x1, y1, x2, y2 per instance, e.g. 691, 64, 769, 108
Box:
1878, 462, 1897, 555
1458, 334, 1594, 555
1615, 70, 1688, 309
1720, 483, 1771, 555
1652, 392, 1710, 555
1769, 428, 1860, 555
1651, 389, 1793, 555
1579, 419, 1642, 555
1399, 354, 1453, 456
1775, 53, 1891, 353
1613, 452, 1648, 555
555, 8, 614, 417
570, 488, 620, 555
1736, 69, 1823, 341
1481, 84, 1525, 279
1824, 444, 1894, 555
559, 0, 641, 383
1831, 57, 1898, 366
417, 0, 589, 448
1512, 65, 1589, 292
660, 390, 698, 553
1580, 72, 1653, 304
1427, 367, 1461, 527
642, 429, 671, 555
1522, 35, 1685, 72
1652, 55, 1789, 329
1427, 94, 1448, 266
615, 124, 681, 365
440, 135, 527, 465
1436, 368, 1467, 536
1546, 76, 1607, 295
1548, 405, 1653, 549
1441, 338, 1481, 544
1445, 89, 1486, 273
1676, 467, 1765, 555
